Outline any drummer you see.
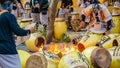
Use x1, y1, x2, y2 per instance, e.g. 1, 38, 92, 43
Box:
80, 0, 113, 35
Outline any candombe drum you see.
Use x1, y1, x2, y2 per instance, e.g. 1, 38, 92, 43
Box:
71, 12, 81, 32
108, 46, 120, 68
54, 18, 67, 39
58, 51, 90, 68
77, 33, 103, 52
17, 50, 30, 68
112, 6, 120, 33
25, 33, 46, 52
82, 46, 111, 68
97, 34, 119, 49
26, 50, 60, 68
112, 15, 120, 33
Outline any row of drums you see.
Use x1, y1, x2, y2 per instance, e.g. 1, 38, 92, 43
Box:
18, 45, 120, 68
19, 33, 120, 68
24, 32, 120, 53
73, 33, 120, 52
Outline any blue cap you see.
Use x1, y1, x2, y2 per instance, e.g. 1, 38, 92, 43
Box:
1, 1, 13, 10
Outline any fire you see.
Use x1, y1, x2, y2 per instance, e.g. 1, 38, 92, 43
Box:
44, 43, 78, 56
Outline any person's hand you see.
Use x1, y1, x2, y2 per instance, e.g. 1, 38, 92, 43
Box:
33, 6, 39, 8
105, 30, 110, 35
86, 22, 94, 30
80, 21, 85, 28
30, 27, 35, 33
86, 25, 91, 30
33, 5, 40, 8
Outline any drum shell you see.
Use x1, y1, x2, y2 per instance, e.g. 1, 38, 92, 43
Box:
58, 51, 90, 68
77, 34, 103, 51
54, 18, 67, 39
98, 34, 120, 49
112, 15, 120, 33
25, 33, 46, 52
26, 51, 60, 68
82, 46, 111, 68
17, 50, 30, 68
108, 46, 120, 68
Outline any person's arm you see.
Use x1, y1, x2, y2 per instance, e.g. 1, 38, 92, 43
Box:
7, 13, 34, 36
106, 20, 112, 30
69, 0, 73, 6
101, 4, 112, 30
30, 0, 32, 8
80, 4, 92, 23
80, 14, 87, 27
81, 14, 86, 22
105, 19, 112, 35
17, 0, 23, 9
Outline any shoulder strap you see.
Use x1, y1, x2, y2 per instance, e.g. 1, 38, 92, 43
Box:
0, 10, 8, 15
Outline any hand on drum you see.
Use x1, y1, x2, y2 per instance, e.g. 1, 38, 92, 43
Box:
80, 21, 93, 30
86, 25, 91, 30
86, 22, 94, 30
30, 27, 35, 33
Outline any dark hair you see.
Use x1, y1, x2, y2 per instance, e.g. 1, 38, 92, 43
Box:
0, 0, 14, 4
0, 0, 14, 11
92, 3, 100, 9
93, 0, 100, 3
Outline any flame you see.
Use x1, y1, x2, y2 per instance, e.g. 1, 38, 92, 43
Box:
45, 43, 77, 56
38, 44, 44, 51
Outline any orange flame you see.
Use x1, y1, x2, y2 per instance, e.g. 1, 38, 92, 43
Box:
45, 43, 78, 56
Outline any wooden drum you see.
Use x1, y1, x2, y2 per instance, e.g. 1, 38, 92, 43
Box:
25, 33, 46, 52
26, 50, 60, 68
97, 34, 119, 49
108, 46, 120, 68
77, 33, 103, 52
54, 18, 67, 39
58, 51, 90, 68
82, 46, 111, 68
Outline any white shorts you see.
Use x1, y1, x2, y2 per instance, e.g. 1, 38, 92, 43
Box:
0, 54, 21, 68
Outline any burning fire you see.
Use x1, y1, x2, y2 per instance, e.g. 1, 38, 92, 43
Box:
42, 43, 78, 57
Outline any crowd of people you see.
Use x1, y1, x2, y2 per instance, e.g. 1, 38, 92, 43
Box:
58, 0, 113, 34
5, 0, 49, 30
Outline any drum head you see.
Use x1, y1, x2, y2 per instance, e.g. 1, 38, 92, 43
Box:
91, 47, 111, 68
26, 52, 47, 68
